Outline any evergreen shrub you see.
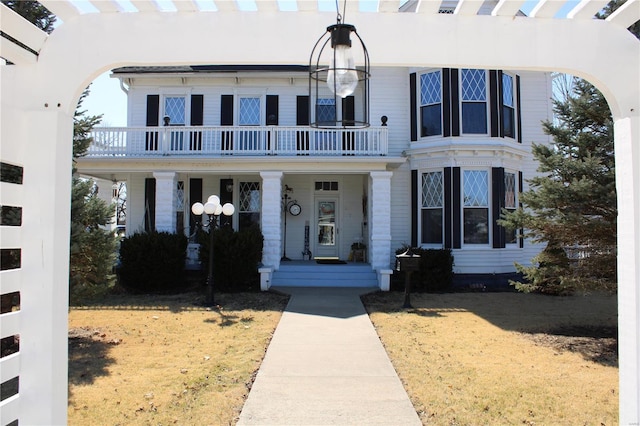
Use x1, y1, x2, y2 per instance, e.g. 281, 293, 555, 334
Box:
197, 225, 264, 292
392, 247, 454, 292
118, 231, 188, 293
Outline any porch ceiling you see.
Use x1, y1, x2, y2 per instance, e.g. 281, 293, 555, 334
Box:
76, 155, 406, 180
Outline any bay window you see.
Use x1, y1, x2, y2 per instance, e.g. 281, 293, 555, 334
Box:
461, 69, 488, 134
463, 170, 489, 244
421, 171, 444, 244
420, 71, 442, 137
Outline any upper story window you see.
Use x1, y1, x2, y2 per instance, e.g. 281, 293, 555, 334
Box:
164, 97, 186, 126
460, 69, 488, 134
316, 98, 337, 126
420, 71, 442, 137
239, 97, 261, 126
502, 73, 515, 138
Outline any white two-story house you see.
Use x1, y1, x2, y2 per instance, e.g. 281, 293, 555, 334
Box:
77, 59, 550, 291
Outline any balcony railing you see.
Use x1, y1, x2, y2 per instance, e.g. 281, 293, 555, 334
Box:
86, 126, 388, 157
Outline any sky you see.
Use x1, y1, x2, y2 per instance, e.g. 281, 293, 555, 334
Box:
81, 0, 579, 126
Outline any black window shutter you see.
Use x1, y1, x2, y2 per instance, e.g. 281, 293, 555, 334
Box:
452, 167, 461, 248
410, 73, 417, 141
221, 95, 234, 126
489, 71, 500, 137
444, 168, 452, 248
411, 169, 418, 247
342, 96, 355, 126
146, 95, 159, 126
442, 69, 451, 138
144, 178, 156, 233
190, 95, 204, 126
492, 167, 506, 248
498, 71, 505, 138
296, 96, 309, 125
519, 171, 524, 247
189, 178, 203, 236
266, 95, 279, 125
516, 75, 522, 143
450, 69, 460, 137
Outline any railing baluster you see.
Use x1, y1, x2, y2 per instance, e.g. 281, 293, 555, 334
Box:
87, 126, 387, 157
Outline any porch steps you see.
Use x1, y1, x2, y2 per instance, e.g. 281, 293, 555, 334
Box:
271, 262, 377, 288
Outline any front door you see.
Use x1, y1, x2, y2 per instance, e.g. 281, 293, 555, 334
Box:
315, 199, 338, 258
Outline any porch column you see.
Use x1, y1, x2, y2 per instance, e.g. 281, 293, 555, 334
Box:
260, 171, 283, 270
369, 171, 393, 271
615, 114, 640, 424
153, 171, 177, 233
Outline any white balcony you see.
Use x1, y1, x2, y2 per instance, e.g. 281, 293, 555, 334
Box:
87, 126, 388, 157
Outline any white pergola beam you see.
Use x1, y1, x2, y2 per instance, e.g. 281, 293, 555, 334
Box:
417, 0, 442, 14
173, 0, 199, 12
530, 0, 565, 18
378, 0, 400, 13
88, 0, 123, 13
455, 0, 484, 16
38, 0, 80, 22
492, 0, 526, 17
214, 0, 238, 12
129, 0, 161, 12
607, 0, 640, 29
0, 32, 37, 65
255, 0, 280, 12
0, 3, 47, 53
296, 0, 318, 12
567, 0, 609, 19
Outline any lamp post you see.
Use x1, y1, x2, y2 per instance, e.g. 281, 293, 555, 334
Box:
191, 195, 235, 306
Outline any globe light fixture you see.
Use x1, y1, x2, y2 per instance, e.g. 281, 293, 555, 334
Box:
191, 194, 234, 306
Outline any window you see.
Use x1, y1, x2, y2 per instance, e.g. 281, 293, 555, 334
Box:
421, 171, 443, 244
461, 69, 488, 134
316, 98, 336, 126
176, 181, 184, 235
463, 170, 489, 244
315, 181, 339, 191
239, 181, 260, 230
239, 97, 261, 150
502, 73, 515, 138
420, 71, 442, 137
504, 172, 517, 244
164, 96, 185, 150
239, 97, 261, 125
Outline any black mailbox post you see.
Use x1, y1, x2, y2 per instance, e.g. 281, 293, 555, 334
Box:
396, 248, 421, 308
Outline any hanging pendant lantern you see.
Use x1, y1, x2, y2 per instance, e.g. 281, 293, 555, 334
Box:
309, 17, 370, 128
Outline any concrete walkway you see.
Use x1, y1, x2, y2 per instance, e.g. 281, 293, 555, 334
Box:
236, 287, 422, 426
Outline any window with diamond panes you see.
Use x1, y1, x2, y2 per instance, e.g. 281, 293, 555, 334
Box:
164, 97, 185, 125
463, 170, 489, 244
502, 73, 515, 138
316, 98, 336, 126
421, 171, 443, 244
239, 98, 261, 126
504, 172, 517, 243
239, 182, 260, 230
461, 69, 488, 134
420, 71, 442, 137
